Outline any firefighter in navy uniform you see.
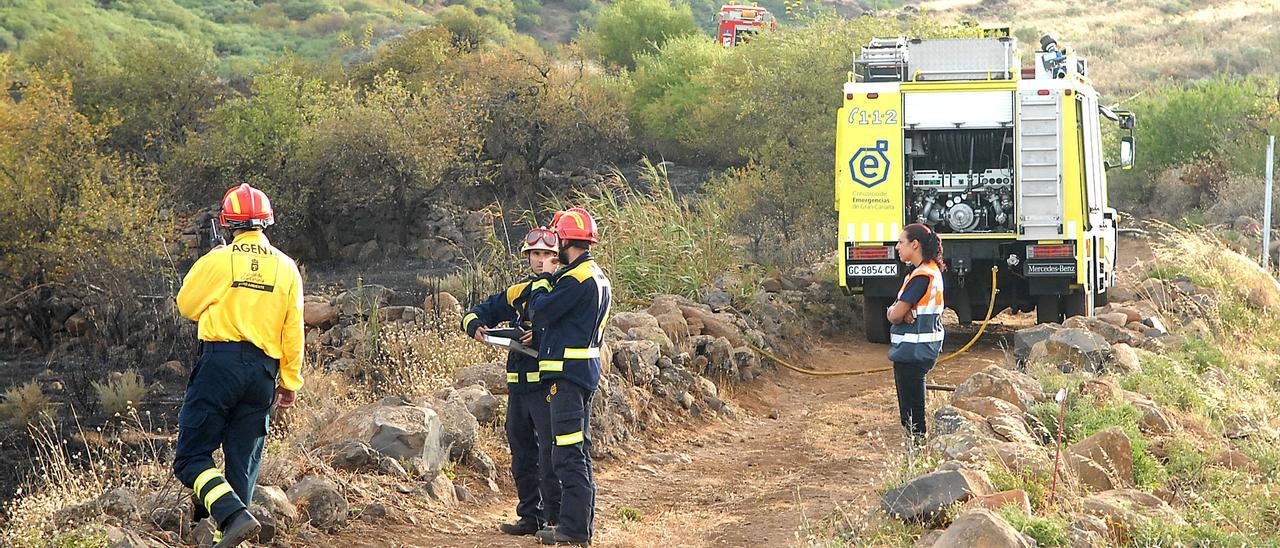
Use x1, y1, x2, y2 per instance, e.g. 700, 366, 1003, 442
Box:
174, 184, 305, 548
462, 227, 563, 535
529, 208, 611, 546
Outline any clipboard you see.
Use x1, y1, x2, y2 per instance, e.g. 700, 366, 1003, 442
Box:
482, 327, 538, 357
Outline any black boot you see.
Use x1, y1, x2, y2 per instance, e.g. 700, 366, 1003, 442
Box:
213, 510, 261, 548
536, 526, 591, 545
499, 517, 541, 535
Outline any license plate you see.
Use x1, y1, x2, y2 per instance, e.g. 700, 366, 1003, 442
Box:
848, 263, 898, 277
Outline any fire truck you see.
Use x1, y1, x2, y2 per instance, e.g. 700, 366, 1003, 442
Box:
834, 31, 1137, 343
715, 3, 777, 47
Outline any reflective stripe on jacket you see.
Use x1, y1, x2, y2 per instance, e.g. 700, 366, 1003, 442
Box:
888, 260, 945, 363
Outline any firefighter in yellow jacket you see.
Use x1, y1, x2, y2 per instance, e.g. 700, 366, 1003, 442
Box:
174, 184, 304, 547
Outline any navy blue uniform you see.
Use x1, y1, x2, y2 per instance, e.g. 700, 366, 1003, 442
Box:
463, 280, 560, 526
529, 252, 611, 541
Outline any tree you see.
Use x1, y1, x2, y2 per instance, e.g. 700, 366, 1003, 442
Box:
585, 0, 699, 70
0, 70, 165, 349
629, 34, 724, 160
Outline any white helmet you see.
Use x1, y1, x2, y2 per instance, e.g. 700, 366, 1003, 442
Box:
520, 226, 558, 254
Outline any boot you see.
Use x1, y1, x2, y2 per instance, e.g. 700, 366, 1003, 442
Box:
499, 517, 541, 535
536, 526, 591, 545
213, 511, 261, 548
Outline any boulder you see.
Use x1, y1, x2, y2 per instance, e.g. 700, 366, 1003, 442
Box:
1067, 514, 1110, 548
1109, 343, 1141, 374
1210, 450, 1258, 473
336, 284, 394, 317
321, 396, 446, 475
1045, 329, 1112, 373
92, 487, 142, 522
932, 405, 996, 438
432, 394, 480, 461
378, 306, 423, 323
453, 362, 508, 395
612, 340, 661, 386
1133, 400, 1175, 435
986, 443, 1053, 478
988, 415, 1040, 446
286, 475, 348, 530
652, 311, 690, 344
913, 530, 945, 548
251, 485, 298, 543
102, 526, 164, 548
303, 301, 338, 328
1110, 306, 1143, 325
701, 289, 733, 311
1223, 413, 1261, 439
628, 326, 675, 357
64, 311, 93, 337
964, 489, 1032, 514
141, 491, 188, 535
1096, 312, 1129, 327
930, 431, 999, 462
356, 240, 382, 264
1065, 316, 1136, 346
932, 508, 1033, 547
1081, 489, 1182, 534
1137, 279, 1172, 309
952, 366, 1043, 411
1067, 427, 1132, 487
952, 396, 1023, 420
426, 472, 457, 506
455, 385, 501, 424
610, 311, 660, 334
1066, 453, 1116, 492
880, 469, 994, 523
423, 291, 461, 314
1012, 323, 1061, 365
320, 440, 408, 477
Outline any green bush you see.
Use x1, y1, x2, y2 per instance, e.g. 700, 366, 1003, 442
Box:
583, 0, 699, 69
1028, 396, 1165, 489
995, 508, 1070, 547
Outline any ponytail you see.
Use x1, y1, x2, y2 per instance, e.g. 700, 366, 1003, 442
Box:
903, 223, 946, 271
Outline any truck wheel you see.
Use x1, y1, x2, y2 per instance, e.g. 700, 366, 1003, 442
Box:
863, 296, 891, 344
1063, 289, 1094, 320
1036, 295, 1063, 324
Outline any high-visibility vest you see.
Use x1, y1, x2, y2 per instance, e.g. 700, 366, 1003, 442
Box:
888, 260, 945, 363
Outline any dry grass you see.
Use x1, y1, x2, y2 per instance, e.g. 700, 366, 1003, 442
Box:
0, 381, 52, 428
91, 370, 147, 417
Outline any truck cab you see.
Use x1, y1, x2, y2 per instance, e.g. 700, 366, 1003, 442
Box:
835, 33, 1136, 342
715, 3, 777, 47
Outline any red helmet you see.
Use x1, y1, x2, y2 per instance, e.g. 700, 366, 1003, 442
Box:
219, 183, 274, 229
521, 227, 558, 254
552, 207, 598, 244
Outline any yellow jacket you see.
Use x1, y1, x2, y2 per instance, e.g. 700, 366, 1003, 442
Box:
177, 230, 305, 391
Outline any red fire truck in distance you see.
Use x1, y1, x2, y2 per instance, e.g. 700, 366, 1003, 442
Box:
715, 3, 777, 47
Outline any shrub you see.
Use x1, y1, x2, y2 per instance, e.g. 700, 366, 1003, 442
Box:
995, 507, 1070, 547
0, 382, 51, 428
583, 0, 698, 69
91, 371, 147, 417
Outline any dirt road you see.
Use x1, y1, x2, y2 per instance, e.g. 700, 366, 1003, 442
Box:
333, 323, 1019, 547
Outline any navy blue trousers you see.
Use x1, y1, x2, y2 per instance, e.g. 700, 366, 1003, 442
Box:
173, 342, 277, 529
507, 385, 561, 526
893, 360, 935, 437
549, 381, 594, 540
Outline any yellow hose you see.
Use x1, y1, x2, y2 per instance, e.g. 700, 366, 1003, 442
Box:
750, 265, 999, 376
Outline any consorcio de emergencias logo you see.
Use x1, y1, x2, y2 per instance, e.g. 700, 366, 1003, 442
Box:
850, 140, 890, 189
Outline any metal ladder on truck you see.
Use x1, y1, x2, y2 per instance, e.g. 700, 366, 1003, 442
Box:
1017, 90, 1064, 239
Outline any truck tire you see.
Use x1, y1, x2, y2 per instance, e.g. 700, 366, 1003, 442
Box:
863, 296, 891, 344
1036, 295, 1063, 324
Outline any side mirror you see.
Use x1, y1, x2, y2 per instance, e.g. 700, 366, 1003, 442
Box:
1119, 136, 1135, 170
1119, 113, 1135, 130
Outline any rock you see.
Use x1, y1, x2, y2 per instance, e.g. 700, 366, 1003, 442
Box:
1223, 413, 1261, 439
321, 396, 446, 476
102, 526, 163, 548
1081, 489, 1182, 534
1210, 450, 1258, 473
433, 395, 480, 461
1096, 312, 1129, 327
423, 291, 461, 314
952, 396, 1023, 420
932, 405, 997, 438
455, 385, 501, 424
701, 289, 733, 311
652, 311, 690, 345
141, 491, 188, 535
1111, 306, 1143, 325
1067, 514, 1110, 548
761, 278, 783, 292
251, 485, 297, 543
303, 301, 338, 328
356, 240, 382, 264
1012, 324, 1061, 365
612, 340, 661, 386
320, 440, 408, 477
1045, 329, 1112, 373
610, 311, 660, 334
426, 472, 457, 506
952, 366, 1043, 411
1066, 453, 1116, 492
880, 469, 994, 523
932, 509, 1034, 547
913, 529, 945, 548
695, 377, 718, 400
1065, 316, 1136, 346
988, 415, 1040, 446
1110, 343, 1141, 374
454, 484, 476, 504
64, 311, 93, 337
1137, 279, 1172, 309
93, 487, 141, 522
986, 443, 1053, 478
628, 326, 675, 357
1182, 318, 1212, 339
931, 431, 999, 462
1133, 400, 1175, 435
964, 489, 1032, 514
359, 503, 389, 523
378, 305, 423, 323
453, 362, 508, 395
1067, 427, 1132, 487
286, 475, 348, 530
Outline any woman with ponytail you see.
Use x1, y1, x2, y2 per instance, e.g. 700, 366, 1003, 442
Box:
886, 224, 946, 441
